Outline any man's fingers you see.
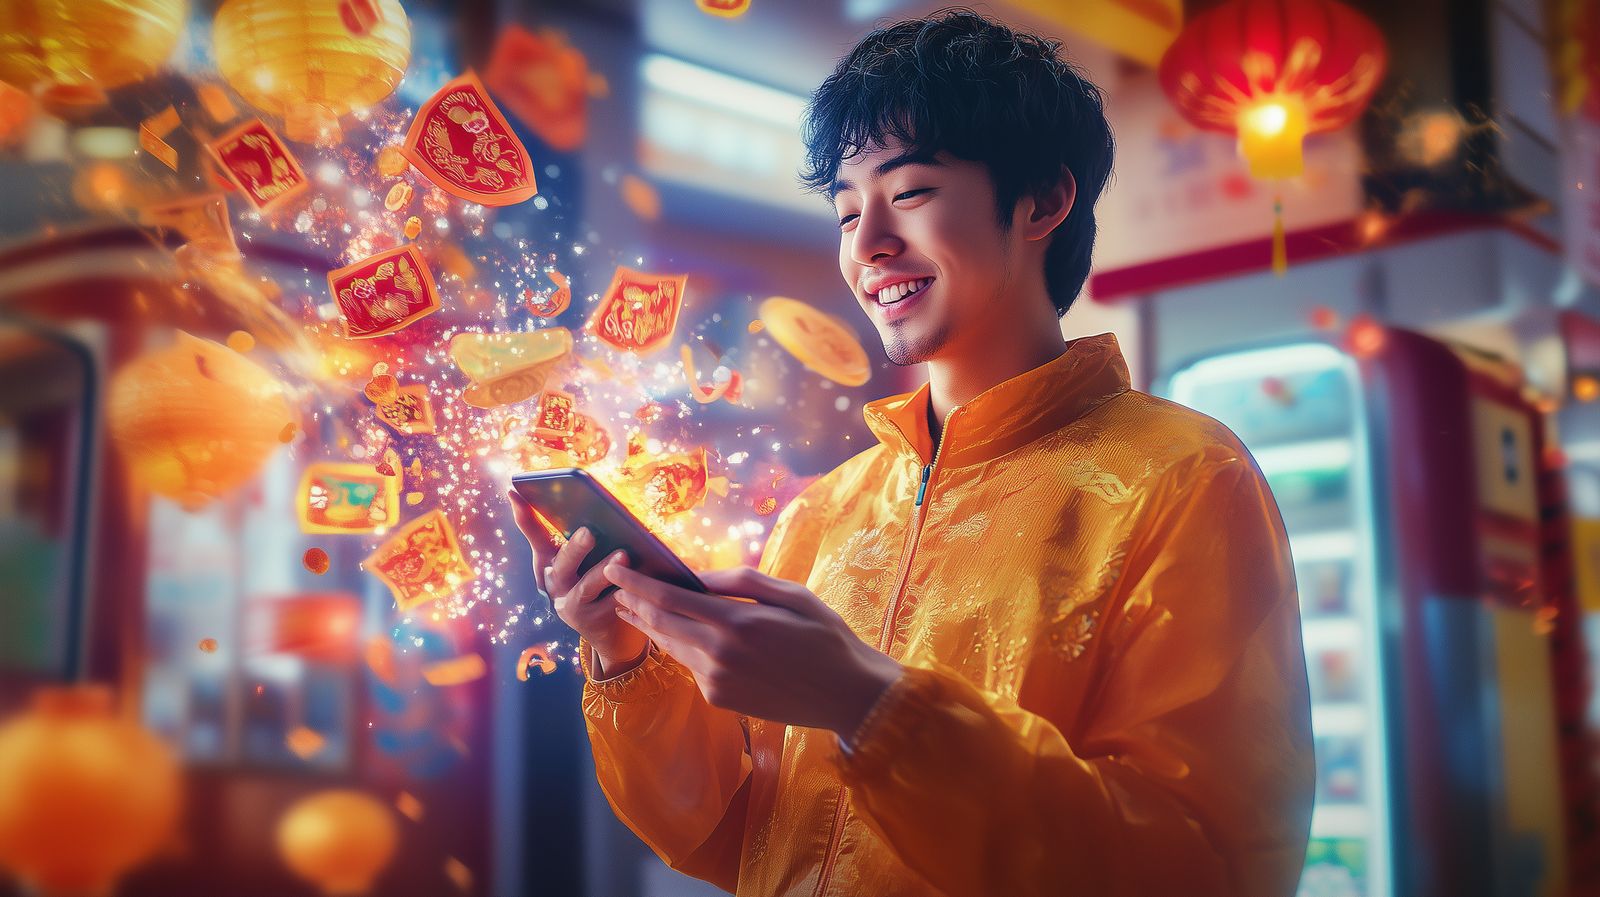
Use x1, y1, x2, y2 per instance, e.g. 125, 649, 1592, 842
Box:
698, 566, 822, 615
614, 589, 721, 655
605, 562, 743, 623
570, 551, 628, 605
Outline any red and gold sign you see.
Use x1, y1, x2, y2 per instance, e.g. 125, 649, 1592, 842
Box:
363, 510, 476, 611
400, 70, 538, 206
298, 461, 401, 534
374, 383, 436, 435
533, 389, 576, 438
590, 267, 686, 356
483, 25, 589, 152
205, 118, 309, 213
525, 411, 611, 466
327, 245, 442, 339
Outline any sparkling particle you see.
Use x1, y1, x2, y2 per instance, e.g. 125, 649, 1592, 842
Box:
198, 637, 219, 653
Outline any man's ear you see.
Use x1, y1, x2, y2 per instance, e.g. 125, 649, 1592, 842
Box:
1020, 166, 1076, 243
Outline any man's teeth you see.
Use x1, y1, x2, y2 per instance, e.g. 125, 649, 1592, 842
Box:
876, 278, 931, 304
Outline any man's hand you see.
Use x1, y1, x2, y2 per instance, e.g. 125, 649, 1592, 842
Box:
604, 561, 904, 738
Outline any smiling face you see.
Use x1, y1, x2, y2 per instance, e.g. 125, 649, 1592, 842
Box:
832, 139, 1025, 367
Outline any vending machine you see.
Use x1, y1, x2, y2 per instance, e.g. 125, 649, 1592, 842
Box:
1164, 324, 1567, 897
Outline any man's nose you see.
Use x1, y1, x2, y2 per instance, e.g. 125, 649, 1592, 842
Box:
850, 210, 902, 266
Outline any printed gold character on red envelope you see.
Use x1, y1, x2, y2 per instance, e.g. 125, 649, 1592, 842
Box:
589, 266, 686, 355
328, 245, 442, 339
376, 383, 436, 435
205, 118, 309, 214
401, 71, 538, 206
299, 461, 401, 534
364, 510, 476, 611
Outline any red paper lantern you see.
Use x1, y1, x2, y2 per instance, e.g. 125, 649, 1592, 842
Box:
1159, 0, 1387, 180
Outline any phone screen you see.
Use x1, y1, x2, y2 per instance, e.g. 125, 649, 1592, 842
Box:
511, 468, 708, 595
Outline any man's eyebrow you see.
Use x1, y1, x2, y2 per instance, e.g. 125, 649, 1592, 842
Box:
828, 149, 943, 200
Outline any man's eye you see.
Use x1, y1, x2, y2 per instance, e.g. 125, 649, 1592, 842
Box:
894, 188, 933, 202
837, 213, 859, 228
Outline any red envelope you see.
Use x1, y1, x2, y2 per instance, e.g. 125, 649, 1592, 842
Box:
589, 266, 687, 355
400, 71, 539, 206
327, 245, 442, 339
205, 118, 309, 214
483, 25, 589, 152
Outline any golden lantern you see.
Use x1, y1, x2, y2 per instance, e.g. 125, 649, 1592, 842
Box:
107, 330, 295, 509
212, 0, 411, 145
0, 686, 182, 897
0, 0, 187, 110
276, 790, 398, 896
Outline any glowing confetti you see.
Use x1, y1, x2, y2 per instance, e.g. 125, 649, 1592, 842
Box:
278, 421, 298, 443
395, 792, 424, 822
620, 174, 660, 221
404, 215, 422, 239
226, 330, 255, 353
197, 83, 237, 123
445, 857, 472, 892
755, 496, 777, 516
527, 268, 571, 317
1576, 375, 1600, 403
205, 118, 309, 214
681, 343, 741, 405
748, 319, 764, 333
303, 547, 330, 575
384, 181, 413, 212
405, 492, 423, 505
697, 0, 752, 16
198, 637, 219, 653
377, 145, 409, 177
298, 461, 401, 534
421, 653, 486, 686
400, 71, 538, 206
363, 509, 475, 611
139, 105, 180, 170
516, 645, 557, 680
365, 635, 397, 686
286, 726, 326, 760
328, 245, 442, 339
590, 267, 686, 355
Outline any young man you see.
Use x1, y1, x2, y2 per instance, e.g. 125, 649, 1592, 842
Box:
509, 10, 1314, 896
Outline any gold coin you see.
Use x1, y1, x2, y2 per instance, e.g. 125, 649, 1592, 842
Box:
758, 297, 870, 386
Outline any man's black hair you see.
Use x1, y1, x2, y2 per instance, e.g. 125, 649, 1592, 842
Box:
801, 7, 1115, 317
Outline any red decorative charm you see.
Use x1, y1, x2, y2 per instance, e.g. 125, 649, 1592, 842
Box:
375, 384, 436, 435
589, 266, 687, 356
363, 509, 476, 611
205, 118, 309, 214
483, 26, 589, 152
533, 389, 576, 439
1158, 0, 1387, 180
327, 245, 442, 339
400, 71, 539, 206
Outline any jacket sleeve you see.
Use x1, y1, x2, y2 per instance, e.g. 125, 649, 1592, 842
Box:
580, 489, 823, 892
829, 452, 1316, 897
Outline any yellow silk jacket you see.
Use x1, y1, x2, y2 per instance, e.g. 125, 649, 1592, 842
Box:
578, 332, 1315, 896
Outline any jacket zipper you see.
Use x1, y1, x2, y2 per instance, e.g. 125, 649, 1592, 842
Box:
814, 406, 957, 897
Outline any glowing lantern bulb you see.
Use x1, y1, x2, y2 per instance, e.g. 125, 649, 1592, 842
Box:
1237, 97, 1309, 179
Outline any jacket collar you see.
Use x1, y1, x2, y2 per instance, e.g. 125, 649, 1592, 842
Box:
861, 332, 1131, 469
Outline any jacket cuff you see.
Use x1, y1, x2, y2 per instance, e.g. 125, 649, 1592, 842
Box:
578, 637, 695, 718
832, 664, 944, 783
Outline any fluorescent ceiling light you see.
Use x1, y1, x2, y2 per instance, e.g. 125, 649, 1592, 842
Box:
641, 53, 806, 130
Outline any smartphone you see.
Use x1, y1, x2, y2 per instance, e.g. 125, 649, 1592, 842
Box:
511, 467, 708, 597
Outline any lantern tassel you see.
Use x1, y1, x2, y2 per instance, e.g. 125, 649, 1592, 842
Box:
1271, 193, 1287, 277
